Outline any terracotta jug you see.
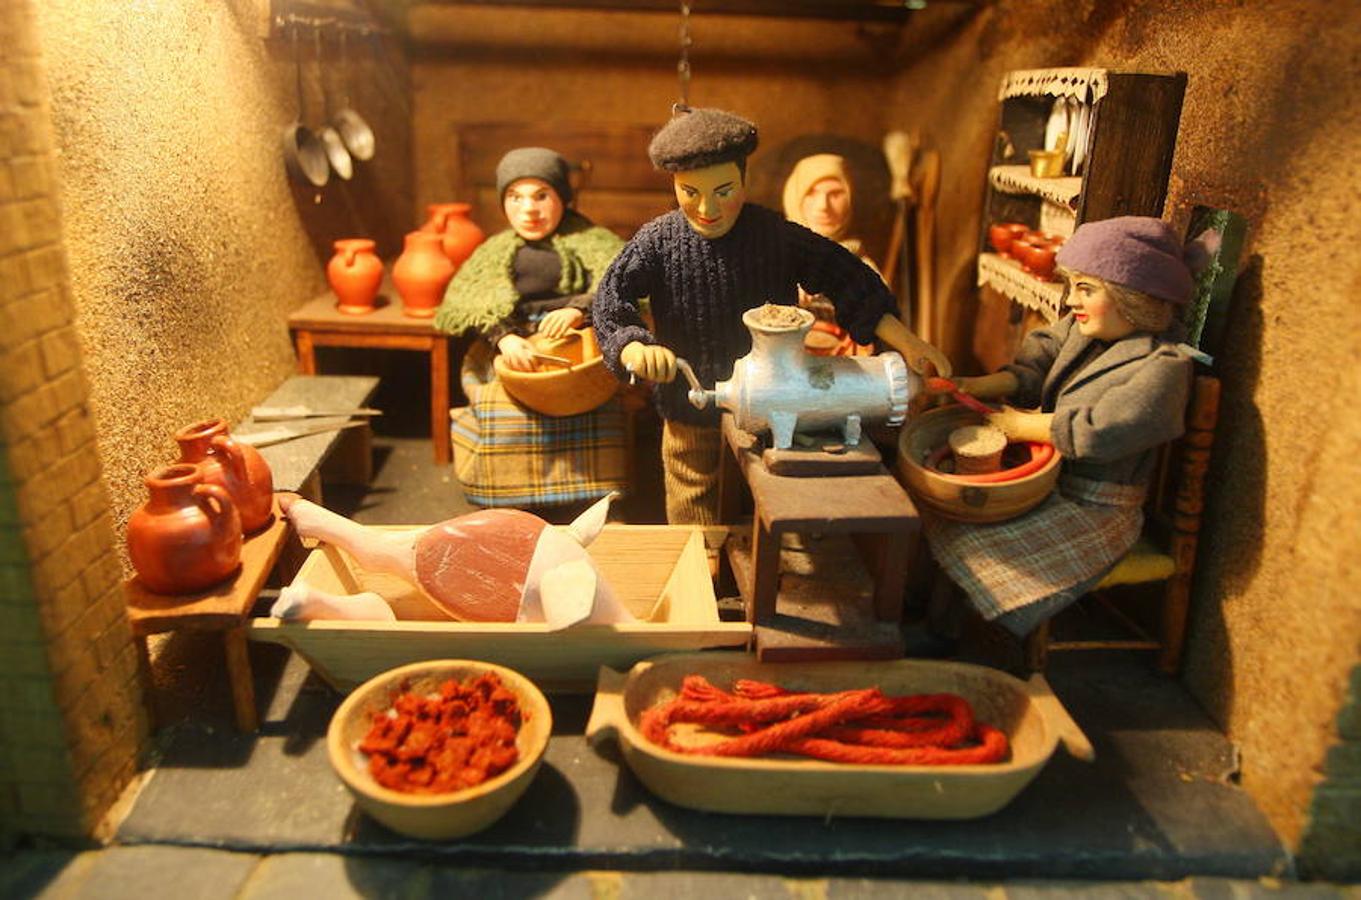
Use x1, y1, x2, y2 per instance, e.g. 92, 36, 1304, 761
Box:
391, 231, 454, 318
127, 464, 242, 594
327, 238, 384, 315
175, 417, 275, 533
422, 202, 485, 271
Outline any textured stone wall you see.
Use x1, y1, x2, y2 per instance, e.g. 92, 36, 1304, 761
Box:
0, 0, 146, 839
29, 0, 413, 556
881, 0, 1361, 860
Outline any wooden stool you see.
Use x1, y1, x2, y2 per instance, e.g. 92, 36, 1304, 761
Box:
717, 414, 920, 662
123, 501, 290, 733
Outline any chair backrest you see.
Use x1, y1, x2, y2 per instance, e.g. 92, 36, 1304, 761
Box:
1141, 207, 1246, 536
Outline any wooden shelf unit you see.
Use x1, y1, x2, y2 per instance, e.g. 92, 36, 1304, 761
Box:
976, 68, 1187, 326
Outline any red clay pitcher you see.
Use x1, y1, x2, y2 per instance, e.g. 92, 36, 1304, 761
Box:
327, 238, 384, 314
175, 417, 275, 533
422, 202, 484, 271
127, 463, 242, 594
392, 230, 454, 318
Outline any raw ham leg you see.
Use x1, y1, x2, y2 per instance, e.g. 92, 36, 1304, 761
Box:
278, 493, 632, 628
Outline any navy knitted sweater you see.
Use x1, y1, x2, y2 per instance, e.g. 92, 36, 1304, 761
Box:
593, 204, 895, 425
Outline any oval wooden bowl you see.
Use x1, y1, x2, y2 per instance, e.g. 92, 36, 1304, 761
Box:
494, 327, 620, 417
327, 659, 552, 840
896, 405, 1061, 524
586, 653, 1093, 820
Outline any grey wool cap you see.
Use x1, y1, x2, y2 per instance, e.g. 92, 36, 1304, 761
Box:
496, 147, 573, 205
647, 106, 759, 172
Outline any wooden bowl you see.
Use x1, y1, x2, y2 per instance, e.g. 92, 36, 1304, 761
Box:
896, 405, 1061, 523
494, 327, 620, 417
587, 653, 1093, 820
326, 659, 552, 840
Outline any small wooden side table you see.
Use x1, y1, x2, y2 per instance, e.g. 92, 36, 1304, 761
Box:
718, 414, 920, 662
123, 501, 290, 732
287, 286, 452, 465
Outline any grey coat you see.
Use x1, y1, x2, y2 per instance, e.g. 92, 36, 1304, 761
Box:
924, 313, 1193, 635
1004, 314, 1192, 484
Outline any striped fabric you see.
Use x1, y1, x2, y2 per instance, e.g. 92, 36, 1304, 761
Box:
451, 378, 628, 508
661, 419, 722, 525
923, 474, 1147, 627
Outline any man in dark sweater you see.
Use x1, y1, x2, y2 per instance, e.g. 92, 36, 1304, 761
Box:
593, 107, 950, 524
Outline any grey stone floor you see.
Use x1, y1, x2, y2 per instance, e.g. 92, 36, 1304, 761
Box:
6, 386, 1349, 896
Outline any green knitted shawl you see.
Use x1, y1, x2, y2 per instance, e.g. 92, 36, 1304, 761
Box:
433, 210, 625, 335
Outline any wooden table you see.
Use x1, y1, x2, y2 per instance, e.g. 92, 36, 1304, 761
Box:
717, 414, 920, 662
287, 287, 452, 465
124, 501, 290, 732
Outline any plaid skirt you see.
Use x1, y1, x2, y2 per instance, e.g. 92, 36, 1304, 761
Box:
923, 474, 1146, 632
452, 349, 628, 507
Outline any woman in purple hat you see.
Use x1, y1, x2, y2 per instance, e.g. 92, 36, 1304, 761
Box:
925, 216, 1200, 638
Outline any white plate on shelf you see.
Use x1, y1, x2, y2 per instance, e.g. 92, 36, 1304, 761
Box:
1044, 98, 1073, 167
1070, 98, 1091, 175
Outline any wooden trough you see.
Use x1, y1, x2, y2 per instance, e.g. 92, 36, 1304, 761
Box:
249, 525, 752, 692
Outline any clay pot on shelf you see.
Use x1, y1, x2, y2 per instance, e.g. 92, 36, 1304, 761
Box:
127, 463, 242, 594
987, 224, 1015, 256
1022, 242, 1058, 281
327, 238, 384, 315
422, 202, 485, 271
392, 231, 455, 318
175, 418, 275, 533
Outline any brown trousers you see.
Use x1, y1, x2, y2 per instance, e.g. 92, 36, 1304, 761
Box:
660, 419, 722, 525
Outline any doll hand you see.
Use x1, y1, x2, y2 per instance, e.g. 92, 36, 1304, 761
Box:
497, 334, 537, 372
620, 341, 677, 383
538, 307, 584, 339
911, 342, 954, 380
986, 406, 1053, 443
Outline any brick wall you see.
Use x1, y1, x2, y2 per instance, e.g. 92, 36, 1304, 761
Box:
0, 0, 147, 840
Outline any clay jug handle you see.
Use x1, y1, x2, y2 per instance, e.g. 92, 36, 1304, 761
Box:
210, 434, 249, 482
192, 482, 235, 521
343, 244, 358, 267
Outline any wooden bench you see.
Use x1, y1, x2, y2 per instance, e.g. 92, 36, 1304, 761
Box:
125, 501, 290, 733
233, 374, 380, 504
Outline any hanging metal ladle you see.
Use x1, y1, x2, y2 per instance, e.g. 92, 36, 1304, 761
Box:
332, 29, 375, 162
282, 23, 329, 188
314, 27, 353, 181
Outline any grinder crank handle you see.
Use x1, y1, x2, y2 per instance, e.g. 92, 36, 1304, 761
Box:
624, 351, 714, 410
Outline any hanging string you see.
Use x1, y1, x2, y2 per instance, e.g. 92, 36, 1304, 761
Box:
675, 1, 692, 113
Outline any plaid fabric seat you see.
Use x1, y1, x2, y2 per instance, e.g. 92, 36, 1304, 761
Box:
451, 377, 628, 508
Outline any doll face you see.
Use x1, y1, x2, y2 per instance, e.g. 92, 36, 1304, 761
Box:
800, 176, 850, 237
673, 161, 746, 239
1065, 273, 1137, 341
503, 178, 564, 241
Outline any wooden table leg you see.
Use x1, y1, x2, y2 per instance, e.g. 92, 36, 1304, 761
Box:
223, 626, 258, 733
748, 517, 781, 625
134, 635, 158, 730
293, 330, 317, 375
869, 530, 910, 623
430, 336, 451, 465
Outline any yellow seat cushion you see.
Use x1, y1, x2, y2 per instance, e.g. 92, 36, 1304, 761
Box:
1098, 537, 1176, 588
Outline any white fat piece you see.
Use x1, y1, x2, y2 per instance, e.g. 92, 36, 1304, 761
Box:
270, 581, 396, 622
517, 525, 634, 629
284, 498, 417, 584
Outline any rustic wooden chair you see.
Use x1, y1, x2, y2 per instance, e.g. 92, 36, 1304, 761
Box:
1021, 208, 1245, 675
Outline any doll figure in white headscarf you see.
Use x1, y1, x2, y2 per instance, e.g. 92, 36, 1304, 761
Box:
782, 153, 881, 356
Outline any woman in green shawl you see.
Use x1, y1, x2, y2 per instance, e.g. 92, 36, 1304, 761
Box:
434, 147, 630, 510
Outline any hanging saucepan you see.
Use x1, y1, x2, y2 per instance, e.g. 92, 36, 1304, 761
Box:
314, 28, 353, 181
282, 23, 329, 188
332, 30, 375, 162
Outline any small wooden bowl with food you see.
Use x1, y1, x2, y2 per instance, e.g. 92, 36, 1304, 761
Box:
327, 659, 552, 840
